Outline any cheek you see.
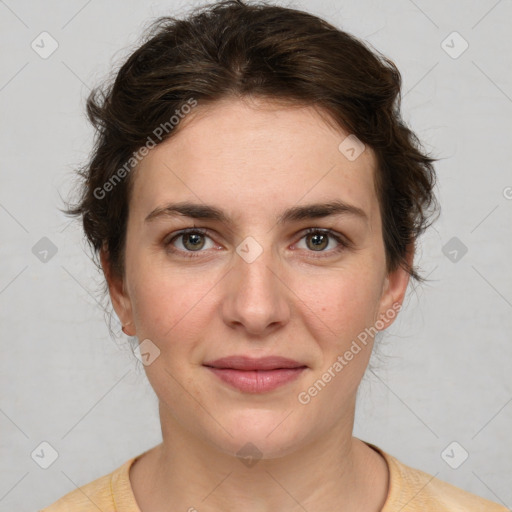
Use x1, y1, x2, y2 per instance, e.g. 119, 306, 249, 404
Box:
128, 262, 218, 345
296, 267, 383, 347
128, 270, 212, 396
292, 272, 382, 417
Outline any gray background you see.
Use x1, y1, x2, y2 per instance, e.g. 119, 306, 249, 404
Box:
0, 0, 511, 510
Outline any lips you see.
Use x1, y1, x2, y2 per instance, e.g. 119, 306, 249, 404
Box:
203, 355, 306, 371
203, 356, 307, 393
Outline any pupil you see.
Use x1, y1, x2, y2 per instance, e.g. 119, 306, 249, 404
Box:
185, 233, 204, 250
310, 233, 327, 250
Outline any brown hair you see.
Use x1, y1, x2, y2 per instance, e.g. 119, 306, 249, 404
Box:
62, 0, 439, 299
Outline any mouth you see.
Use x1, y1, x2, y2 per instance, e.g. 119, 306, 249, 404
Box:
203, 355, 308, 393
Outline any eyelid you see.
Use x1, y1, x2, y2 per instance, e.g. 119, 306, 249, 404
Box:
164, 227, 215, 247
297, 227, 352, 254
301, 227, 351, 245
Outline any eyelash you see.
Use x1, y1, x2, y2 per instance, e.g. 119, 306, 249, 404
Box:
164, 227, 350, 259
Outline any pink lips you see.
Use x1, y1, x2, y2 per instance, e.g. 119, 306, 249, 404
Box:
203, 356, 307, 393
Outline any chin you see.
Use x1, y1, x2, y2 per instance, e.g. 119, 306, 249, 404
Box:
205, 409, 311, 461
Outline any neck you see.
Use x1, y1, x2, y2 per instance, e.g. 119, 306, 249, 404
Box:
130, 401, 389, 512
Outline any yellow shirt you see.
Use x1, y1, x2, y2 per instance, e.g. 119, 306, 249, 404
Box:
40, 444, 508, 511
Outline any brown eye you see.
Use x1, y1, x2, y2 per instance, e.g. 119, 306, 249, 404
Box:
296, 228, 349, 257
305, 232, 329, 251
165, 228, 214, 255
181, 232, 206, 251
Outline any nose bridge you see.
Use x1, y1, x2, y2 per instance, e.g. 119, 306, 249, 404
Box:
222, 235, 290, 334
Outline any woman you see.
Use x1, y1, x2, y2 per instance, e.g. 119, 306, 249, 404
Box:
41, 1, 507, 510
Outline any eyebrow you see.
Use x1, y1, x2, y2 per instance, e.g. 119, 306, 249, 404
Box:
144, 199, 368, 226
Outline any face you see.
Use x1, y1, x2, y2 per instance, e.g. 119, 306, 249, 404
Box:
103, 97, 410, 459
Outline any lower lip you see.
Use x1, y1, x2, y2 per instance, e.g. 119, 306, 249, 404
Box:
205, 367, 306, 393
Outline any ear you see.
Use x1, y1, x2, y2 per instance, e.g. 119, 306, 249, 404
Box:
100, 245, 136, 336
375, 242, 414, 330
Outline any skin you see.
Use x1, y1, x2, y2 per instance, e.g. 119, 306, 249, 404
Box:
101, 96, 412, 512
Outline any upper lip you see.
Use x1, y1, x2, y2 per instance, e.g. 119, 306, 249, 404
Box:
203, 356, 306, 371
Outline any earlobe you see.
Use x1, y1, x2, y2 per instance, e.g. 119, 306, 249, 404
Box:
100, 246, 136, 336
376, 245, 414, 330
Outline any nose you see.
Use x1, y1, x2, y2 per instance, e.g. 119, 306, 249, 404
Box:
221, 244, 291, 338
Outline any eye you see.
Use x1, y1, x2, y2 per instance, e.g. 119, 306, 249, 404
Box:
295, 228, 349, 256
165, 228, 216, 256
164, 227, 350, 258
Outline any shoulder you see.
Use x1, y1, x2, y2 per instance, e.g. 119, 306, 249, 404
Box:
39, 457, 137, 512
372, 444, 509, 512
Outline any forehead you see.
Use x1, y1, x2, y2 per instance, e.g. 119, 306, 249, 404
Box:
130, 97, 379, 228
